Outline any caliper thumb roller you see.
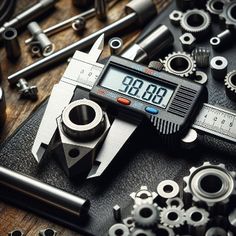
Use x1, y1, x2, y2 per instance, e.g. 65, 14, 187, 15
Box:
8, 0, 158, 85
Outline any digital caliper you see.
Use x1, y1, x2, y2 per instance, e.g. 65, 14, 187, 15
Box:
32, 35, 235, 179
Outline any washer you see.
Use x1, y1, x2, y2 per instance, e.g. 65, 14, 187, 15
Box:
157, 180, 180, 199
210, 56, 228, 81
108, 224, 130, 236
195, 71, 208, 84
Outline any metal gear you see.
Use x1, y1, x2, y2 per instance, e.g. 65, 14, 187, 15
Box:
183, 162, 236, 208
161, 51, 196, 78
180, 9, 212, 37
130, 228, 155, 236
225, 70, 236, 101
132, 203, 159, 229
160, 205, 185, 228
220, 1, 236, 30
185, 206, 209, 227
206, 0, 227, 18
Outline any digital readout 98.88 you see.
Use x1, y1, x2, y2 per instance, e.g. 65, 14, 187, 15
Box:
100, 66, 174, 109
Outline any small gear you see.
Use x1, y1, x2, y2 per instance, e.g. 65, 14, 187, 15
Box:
183, 162, 236, 208
225, 70, 236, 101
161, 51, 196, 78
160, 205, 185, 228
220, 1, 236, 30
130, 228, 155, 236
132, 204, 159, 229
206, 0, 227, 18
185, 206, 209, 227
180, 9, 211, 37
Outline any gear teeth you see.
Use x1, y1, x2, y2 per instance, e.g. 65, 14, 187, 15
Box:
220, 2, 236, 29
225, 70, 236, 101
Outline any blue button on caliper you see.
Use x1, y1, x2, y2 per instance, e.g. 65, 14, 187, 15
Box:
145, 107, 159, 115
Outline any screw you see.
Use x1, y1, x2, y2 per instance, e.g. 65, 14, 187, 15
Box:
16, 78, 38, 101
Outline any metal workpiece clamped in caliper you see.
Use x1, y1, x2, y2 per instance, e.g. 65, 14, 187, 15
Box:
32, 34, 207, 179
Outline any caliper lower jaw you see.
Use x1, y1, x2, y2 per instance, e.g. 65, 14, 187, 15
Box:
50, 99, 110, 178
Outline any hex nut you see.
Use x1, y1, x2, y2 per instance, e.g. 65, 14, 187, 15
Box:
8, 230, 24, 236
169, 10, 183, 26
179, 33, 196, 52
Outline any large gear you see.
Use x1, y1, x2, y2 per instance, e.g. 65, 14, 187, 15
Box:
132, 203, 159, 229
160, 205, 185, 228
183, 162, 236, 208
220, 1, 236, 30
161, 51, 196, 78
180, 9, 211, 37
225, 70, 236, 101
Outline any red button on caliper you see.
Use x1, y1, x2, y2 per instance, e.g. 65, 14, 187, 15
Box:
117, 97, 131, 105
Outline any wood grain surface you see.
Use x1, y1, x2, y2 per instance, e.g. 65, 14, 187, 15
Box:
0, 0, 168, 235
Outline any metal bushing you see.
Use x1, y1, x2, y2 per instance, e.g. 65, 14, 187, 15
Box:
191, 47, 210, 68
210, 56, 228, 81
179, 33, 196, 52
39, 228, 57, 236
61, 99, 106, 141
109, 37, 123, 55
180, 9, 212, 38
166, 197, 184, 209
183, 162, 236, 209
108, 223, 130, 236
161, 51, 196, 78
157, 180, 180, 200
225, 70, 236, 101
132, 204, 159, 229
8, 230, 24, 236
195, 71, 208, 85
206, 0, 227, 19
169, 10, 183, 26
160, 206, 185, 228
123, 217, 135, 229
2, 27, 21, 61
220, 1, 236, 30
125, 0, 157, 27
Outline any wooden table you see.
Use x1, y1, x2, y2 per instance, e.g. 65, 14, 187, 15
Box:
0, 0, 167, 235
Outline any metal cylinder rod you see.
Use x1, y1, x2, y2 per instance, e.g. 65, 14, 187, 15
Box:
25, 8, 96, 45
0, 166, 90, 216
8, 12, 137, 85
0, 0, 59, 36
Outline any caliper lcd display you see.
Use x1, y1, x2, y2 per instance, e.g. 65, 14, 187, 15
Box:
100, 65, 175, 109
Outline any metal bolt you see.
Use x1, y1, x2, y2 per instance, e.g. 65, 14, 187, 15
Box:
16, 78, 38, 101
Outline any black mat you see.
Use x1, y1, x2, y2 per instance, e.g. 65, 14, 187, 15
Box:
0, 1, 236, 235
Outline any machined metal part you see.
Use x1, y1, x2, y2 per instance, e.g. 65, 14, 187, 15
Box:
185, 206, 209, 236
166, 197, 184, 209
2, 27, 21, 61
55, 99, 110, 177
132, 204, 159, 229
123, 217, 135, 229
169, 10, 183, 26
16, 78, 38, 101
225, 70, 236, 101
205, 227, 228, 236
210, 56, 228, 81
0, 166, 90, 225
183, 162, 236, 209
160, 205, 185, 228
161, 51, 196, 78
195, 71, 208, 84
228, 208, 236, 231
130, 228, 155, 236
191, 47, 210, 68
8, 230, 24, 236
210, 29, 232, 50
109, 37, 123, 55
156, 224, 175, 236
39, 228, 57, 236
108, 224, 130, 236
122, 24, 174, 63
113, 204, 121, 222
30, 44, 41, 58
180, 9, 212, 38
157, 180, 180, 200
206, 0, 227, 18
181, 128, 199, 149
95, 0, 107, 20
130, 186, 158, 206
9, 0, 158, 85
71, 17, 86, 33
27, 22, 55, 57
220, 1, 236, 30
148, 61, 164, 71
179, 32, 196, 52
0, 87, 6, 129
0, 0, 59, 37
